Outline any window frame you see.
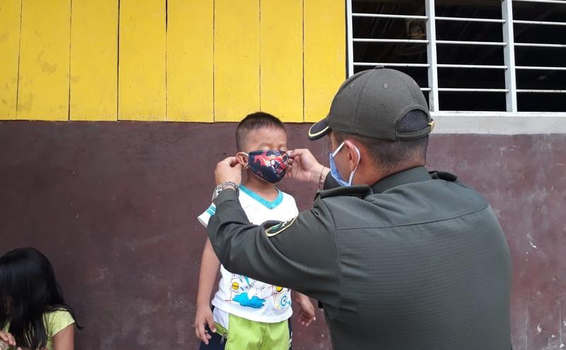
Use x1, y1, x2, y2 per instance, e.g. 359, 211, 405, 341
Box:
346, 0, 566, 133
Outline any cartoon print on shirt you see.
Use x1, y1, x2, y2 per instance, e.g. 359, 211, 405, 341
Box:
228, 274, 290, 309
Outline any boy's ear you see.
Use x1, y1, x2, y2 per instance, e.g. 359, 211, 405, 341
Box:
236, 152, 249, 168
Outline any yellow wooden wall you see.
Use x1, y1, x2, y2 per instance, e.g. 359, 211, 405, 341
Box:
0, 0, 345, 123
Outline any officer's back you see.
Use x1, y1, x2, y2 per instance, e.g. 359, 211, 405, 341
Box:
318, 168, 511, 350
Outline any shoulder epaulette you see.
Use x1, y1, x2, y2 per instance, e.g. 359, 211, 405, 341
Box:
429, 171, 458, 182
315, 185, 373, 200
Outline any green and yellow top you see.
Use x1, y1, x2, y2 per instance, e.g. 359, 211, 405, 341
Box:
2, 310, 75, 350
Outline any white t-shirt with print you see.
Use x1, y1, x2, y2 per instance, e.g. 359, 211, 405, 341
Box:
198, 185, 299, 328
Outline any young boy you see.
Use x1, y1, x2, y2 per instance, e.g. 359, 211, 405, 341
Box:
195, 112, 316, 350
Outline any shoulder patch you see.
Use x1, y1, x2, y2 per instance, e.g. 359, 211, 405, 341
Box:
316, 185, 373, 200
265, 217, 297, 237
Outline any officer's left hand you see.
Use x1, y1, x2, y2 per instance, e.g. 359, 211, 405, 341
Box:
215, 156, 243, 185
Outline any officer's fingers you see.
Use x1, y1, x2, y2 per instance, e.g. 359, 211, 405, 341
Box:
229, 157, 242, 168
289, 148, 312, 159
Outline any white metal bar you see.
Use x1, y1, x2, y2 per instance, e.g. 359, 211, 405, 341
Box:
353, 38, 429, 44
502, 0, 518, 112
438, 88, 509, 92
431, 114, 566, 135
352, 13, 428, 20
354, 62, 430, 67
437, 64, 508, 69
432, 111, 566, 118
436, 40, 507, 46
425, 0, 439, 112
517, 89, 566, 93
516, 65, 566, 71
515, 42, 566, 48
514, 19, 566, 27
347, 0, 354, 77
436, 16, 505, 24
421, 88, 432, 91
512, 0, 566, 4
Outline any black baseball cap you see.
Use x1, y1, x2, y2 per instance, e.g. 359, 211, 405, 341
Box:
308, 66, 434, 141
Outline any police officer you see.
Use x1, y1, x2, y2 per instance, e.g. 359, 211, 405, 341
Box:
207, 67, 512, 350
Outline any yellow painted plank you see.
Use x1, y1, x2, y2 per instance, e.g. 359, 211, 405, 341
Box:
0, 0, 20, 120
214, 0, 260, 122
261, 0, 303, 123
119, 0, 166, 121
304, 0, 346, 122
18, 0, 70, 121
167, 0, 213, 122
70, 0, 118, 121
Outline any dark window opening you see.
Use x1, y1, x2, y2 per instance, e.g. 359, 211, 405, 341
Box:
350, 0, 566, 113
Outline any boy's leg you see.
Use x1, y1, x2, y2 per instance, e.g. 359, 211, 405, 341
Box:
259, 319, 291, 350
288, 319, 293, 350
223, 314, 263, 350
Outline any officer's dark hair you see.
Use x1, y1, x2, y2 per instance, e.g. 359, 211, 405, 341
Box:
334, 110, 429, 173
236, 112, 286, 151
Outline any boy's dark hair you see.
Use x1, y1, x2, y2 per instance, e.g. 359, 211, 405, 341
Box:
0, 248, 82, 350
236, 112, 286, 151
334, 110, 430, 174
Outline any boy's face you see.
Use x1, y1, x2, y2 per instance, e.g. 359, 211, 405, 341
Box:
236, 127, 288, 177
240, 127, 288, 154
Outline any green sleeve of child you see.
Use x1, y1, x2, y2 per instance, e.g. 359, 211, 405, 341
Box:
44, 310, 75, 338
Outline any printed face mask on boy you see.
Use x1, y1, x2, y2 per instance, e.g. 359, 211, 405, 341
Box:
240, 150, 289, 183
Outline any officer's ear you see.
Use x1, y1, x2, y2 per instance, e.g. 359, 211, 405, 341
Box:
343, 140, 361, 171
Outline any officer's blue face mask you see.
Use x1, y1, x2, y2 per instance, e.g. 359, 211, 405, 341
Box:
329, 141, 361, 187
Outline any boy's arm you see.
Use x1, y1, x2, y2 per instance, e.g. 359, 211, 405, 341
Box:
194, 238, 220, 345
294, 292, 316, 327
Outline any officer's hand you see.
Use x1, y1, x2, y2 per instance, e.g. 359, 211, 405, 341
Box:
215, 156, 242, 186
288, 149, 329, 184
194, 305, 216, 345
294, 293, 317, 327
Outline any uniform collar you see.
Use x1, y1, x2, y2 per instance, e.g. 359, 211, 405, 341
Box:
371, 166, 432, 194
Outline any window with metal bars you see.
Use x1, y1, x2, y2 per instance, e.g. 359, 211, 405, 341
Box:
347, 0, 566, 115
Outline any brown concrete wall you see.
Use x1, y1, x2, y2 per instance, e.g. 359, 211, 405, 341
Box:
0, 122, 564, 350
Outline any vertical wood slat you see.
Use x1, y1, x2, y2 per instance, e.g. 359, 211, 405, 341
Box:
260, 0, 303, 122
214, 0, 260, 122
18, 0, 71, 120
0, 0, 21, 120
119, 0, 166, 121
70, 0, 118, 121
304, 0, 346, 123
167, 0, 213, 122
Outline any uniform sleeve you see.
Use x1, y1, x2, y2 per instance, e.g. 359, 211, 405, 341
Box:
45, 310, 75, 338
207, 189, 340, 303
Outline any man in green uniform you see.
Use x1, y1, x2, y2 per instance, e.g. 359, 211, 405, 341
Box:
207, 67, 512, 350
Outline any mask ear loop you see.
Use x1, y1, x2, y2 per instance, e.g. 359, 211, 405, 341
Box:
347, 145, 361, 186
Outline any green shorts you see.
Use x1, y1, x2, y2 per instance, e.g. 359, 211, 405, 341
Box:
213, 313, 291, 350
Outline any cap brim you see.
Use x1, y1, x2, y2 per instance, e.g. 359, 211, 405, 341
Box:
308, 119, 331, 141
